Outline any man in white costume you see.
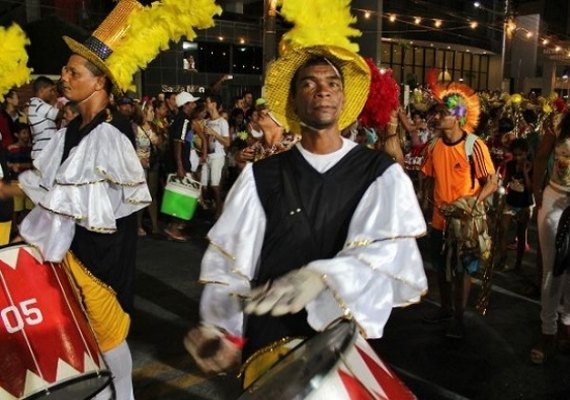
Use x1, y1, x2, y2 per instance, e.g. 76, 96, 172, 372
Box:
185, 0, 428, 389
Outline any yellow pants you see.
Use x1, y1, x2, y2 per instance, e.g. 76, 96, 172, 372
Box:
0, 221, 11, 246
64, 252, 130, 352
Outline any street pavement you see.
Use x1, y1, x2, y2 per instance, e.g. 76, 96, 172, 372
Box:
130, 211, 570, 400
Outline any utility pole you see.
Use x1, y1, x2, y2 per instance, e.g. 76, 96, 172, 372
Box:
501, 0, 514, 91
262, 0, 278, 78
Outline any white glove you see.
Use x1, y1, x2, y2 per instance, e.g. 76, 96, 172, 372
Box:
183, 324, 242, 374
244, 268, 326, 316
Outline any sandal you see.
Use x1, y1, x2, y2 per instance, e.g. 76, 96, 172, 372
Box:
530, 334, 556, 365
137, 228, 147, 237
164, 227, 188, 242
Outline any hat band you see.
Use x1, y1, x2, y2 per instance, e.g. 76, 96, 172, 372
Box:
84, 36, 113, 60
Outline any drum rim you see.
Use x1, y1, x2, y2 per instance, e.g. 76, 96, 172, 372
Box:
240, 319, 358, 399
21, 370, 112, 400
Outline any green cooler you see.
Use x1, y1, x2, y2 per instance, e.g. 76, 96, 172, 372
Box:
160, 174, 201, 220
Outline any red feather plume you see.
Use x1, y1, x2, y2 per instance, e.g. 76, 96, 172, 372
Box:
358, 58, 400, 129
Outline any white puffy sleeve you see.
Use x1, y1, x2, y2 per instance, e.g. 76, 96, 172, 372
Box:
18, 123, 151, 262
304, 163, 428, 338
199, 163, 266, 336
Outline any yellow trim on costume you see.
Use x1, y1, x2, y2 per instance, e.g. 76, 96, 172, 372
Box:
343, 232, 427, 249
240, 337, 304, 389
0, 221, 11, 246
198, 279, 230, 286
64, 251, 129, 352
208, 239, 236, 261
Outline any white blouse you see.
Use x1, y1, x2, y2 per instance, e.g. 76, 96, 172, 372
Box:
199, 140, 428, 339
18, 122, 151, 262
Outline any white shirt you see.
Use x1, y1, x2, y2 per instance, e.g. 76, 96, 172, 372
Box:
28, 97, 59, 159
206, 117, 229, 158
198, 140, 428, 339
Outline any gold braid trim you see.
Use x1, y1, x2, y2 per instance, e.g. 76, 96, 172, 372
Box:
344, 233, 427, 249
198, 279, 229, 286
208, 239, 236, 261
38, 202, 85, 220
56, 174, 147, 187
320, 274, 367, 338
239, 336, 304, 379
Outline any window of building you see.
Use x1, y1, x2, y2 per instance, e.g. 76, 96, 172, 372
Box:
197, 42, 231, 74
232, 45, 263, 75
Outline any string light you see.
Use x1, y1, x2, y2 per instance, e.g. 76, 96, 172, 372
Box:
239, 37, 245, 44
351, 8, 570, 57
218, 36, 224, 41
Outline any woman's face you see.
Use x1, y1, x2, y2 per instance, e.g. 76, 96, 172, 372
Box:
155, 103, 168, 118
145, 104, 154, 122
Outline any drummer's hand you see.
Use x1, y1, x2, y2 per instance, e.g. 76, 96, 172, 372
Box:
11, 235, 23, 243
244, 268, 326, 316
184, 324, 242, 375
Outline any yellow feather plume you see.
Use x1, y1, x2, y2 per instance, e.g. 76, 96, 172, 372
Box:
0, 24, 32, 102
106, 0, 222, 93
278, 0, 360, 54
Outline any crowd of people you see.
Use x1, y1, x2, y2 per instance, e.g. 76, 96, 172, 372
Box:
1, 0, 570, 398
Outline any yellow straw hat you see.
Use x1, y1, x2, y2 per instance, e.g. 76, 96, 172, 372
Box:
63, 0, 221, 95
264, 0, 371, 134
63, 0, 142, 95
265, 45, 370, 134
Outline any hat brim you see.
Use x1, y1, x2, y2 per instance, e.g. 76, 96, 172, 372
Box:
265, 45, 371, 134
63, 36, 124, 96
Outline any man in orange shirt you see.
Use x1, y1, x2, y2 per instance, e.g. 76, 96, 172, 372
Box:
421, 82, 497, 338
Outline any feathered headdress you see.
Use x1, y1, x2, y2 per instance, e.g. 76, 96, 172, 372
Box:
427, 68, 480, 134
0, 24, 32, 102
264, 0, 371, 134
64, 0, 222, 95
358, 59, 399, 129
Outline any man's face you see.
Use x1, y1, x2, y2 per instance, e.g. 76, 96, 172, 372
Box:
205, 98, 216, 113
61, 54, 105, 102
244, 93, 253, 107
252, 108, 277, 131
433, 106, 457, 133
166, 95, 177, 110
6, 92, 19, 108
39, 84, 57, 104
117, 103, 134, 117
292, 63, 345, 130
182, 101, 196, 115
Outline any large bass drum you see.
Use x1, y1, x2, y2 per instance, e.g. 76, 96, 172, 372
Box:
239, 319, 416, 400
0, 243, 111, 400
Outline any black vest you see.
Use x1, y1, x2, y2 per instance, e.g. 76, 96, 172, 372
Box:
244, 145, 394, 359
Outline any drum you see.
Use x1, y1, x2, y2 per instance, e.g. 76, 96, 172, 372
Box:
239, 320, 416, 400
160, 173, 201, 221
0, 243, 111, 399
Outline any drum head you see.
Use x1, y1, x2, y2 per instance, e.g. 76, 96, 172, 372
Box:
239, 320, 357, 400
24, 371, 112, 400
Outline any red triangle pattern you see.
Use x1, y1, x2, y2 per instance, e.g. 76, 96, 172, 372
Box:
0, 248, 100, 397
338, 368, 383, 400
356, 346, 416, 400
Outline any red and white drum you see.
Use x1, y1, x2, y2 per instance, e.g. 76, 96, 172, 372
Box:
239, 320, 416, 400
0, 243, 110, 400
